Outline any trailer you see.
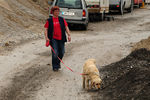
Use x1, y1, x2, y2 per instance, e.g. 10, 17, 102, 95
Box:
85, 0, 109, 21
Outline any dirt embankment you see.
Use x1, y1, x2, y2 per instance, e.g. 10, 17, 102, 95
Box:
94, 36, 150, 100
0, 0, 49, 53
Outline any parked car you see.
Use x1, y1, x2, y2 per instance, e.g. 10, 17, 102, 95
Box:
48, 0, 89, 30
109, 0, 134, 15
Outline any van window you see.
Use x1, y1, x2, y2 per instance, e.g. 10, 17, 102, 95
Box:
56, 0, 82, 9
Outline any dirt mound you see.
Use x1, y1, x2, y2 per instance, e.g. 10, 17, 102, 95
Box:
94, 48, 150, 100
132, 36, 150, 51
0, 0, 49, 52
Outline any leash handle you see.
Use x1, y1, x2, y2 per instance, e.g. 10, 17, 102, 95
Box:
49, 45, 84, 76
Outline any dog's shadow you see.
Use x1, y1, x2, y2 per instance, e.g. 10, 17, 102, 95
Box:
87, 89, 100, 92
81, 88, 100, 93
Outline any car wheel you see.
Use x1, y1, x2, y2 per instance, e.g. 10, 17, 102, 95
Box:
100, 12, 104, 21
89, 14, 94, 22
82, 24, 88, 30
119, 2, 124, 15
127, 0, 134, 12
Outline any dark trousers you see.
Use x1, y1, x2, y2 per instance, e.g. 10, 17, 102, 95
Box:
51, 39, 65, 70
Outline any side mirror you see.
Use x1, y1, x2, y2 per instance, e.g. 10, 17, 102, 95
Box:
48, 1, 53, 5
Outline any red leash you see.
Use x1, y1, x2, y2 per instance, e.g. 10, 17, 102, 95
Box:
46, 41, 84, 75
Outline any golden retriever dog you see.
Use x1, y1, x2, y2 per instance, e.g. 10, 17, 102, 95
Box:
82, 59, 102, 90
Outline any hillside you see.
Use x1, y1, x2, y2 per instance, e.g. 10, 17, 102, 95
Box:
0, 0, 49, 49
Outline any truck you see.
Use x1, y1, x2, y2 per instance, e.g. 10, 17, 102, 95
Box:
85, 0, 109, 21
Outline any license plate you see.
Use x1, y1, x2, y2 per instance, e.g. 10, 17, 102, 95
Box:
62, 12, 75, 15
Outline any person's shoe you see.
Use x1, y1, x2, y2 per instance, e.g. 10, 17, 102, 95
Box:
58, 65, 62, 70
53, 68, 58, 71
58, 67, 62, 71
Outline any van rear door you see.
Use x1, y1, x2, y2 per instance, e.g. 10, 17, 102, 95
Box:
55, 0, 85, 20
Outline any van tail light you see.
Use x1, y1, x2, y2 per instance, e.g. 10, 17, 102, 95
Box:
83, 10, 86, 17
117, 5, 120, 7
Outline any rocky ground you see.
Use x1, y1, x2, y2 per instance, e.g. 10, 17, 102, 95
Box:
0, 1, 150, 100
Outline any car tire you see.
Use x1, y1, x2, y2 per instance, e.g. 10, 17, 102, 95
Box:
82, 24, 88, 30
119, 2, 124, 15
127, 0, 134, 12
89, 14, 94, 22
100, 12, 104, 21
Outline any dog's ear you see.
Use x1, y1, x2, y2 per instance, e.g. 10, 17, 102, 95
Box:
92, 82, 95, 86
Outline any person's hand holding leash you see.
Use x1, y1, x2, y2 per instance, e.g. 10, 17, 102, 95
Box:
46, 37, 50, 42
45, 40, 50, 47
68, 35, 71, 42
